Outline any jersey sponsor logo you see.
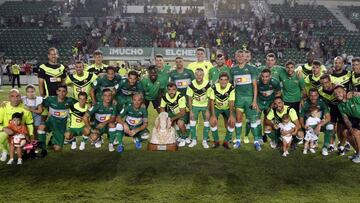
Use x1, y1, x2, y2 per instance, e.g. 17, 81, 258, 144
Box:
50, 77, 61, 82
260, 90, 274, 97
76, 87, 87, 92
234, 75, 251, 85
95, 114, 111, 122
76, 118, 82, 123
126, 116, 142, 126
175, 79, 190, 88
49, 108, 68, 118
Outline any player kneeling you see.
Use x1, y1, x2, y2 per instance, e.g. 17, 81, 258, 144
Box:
209, 73, 236, 149
160, 82, 189, 147
83, 88, 117, 151
64, 92, 90, 151
115, 93, 149, 153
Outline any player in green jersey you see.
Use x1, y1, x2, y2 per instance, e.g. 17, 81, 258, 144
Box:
142, 65, 168, 113
116, 93, 149, 152
257, 53, 285, 81
155, 54, 171, 82
279, 60, 306, 114
85, 49, 108, 75
66, 60, 97, 103
115, 71, 144, 113
257, 69, 281, 142
298, 88, 332, 156
169, 56, 195, 96
160, 82, 189, 147
229, 49, 262, 151
90, 66, 121, 104
264, 96, 302, 149
208, 53, 230, 85
334, 85, 360, 163
64, 92, 90, 151
187, 68, 212, 148
304, 60, 324, 95
37, 85, 77, 153
209, 72, 236, 149
83, 88, 117, 151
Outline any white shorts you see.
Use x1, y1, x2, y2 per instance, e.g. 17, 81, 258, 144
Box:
305, 129, 318, 141
281, 135, 292, 144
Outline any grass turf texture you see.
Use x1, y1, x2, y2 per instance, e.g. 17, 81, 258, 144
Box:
0, 86, 360, 203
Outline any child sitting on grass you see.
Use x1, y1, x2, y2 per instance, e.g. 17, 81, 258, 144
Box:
278, 114, 296, 157
3, 112, 29, 165
303, 106, 321, 154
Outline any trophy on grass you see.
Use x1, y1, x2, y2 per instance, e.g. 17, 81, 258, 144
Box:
148, 112, 177, 151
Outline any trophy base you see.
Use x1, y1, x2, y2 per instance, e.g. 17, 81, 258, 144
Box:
147, 143, 178, 151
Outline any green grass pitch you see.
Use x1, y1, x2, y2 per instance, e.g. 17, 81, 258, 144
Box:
0, 86, 359, 203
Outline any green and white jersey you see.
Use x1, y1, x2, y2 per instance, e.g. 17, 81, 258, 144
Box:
43, 96, 77, 121
279, 72, 305, 103
88, 102, 116, 123
141, 75, 168, 101
338, 96, 360, 119
158, 64, 172, 81
229, 64, 257, 98
169, 68, 195, 96
257, 78, 281, 102
299, 98, 330, 119
92, 75, 122, 102
120, 104, 148, 128
116, 79, 144, 106
186, 80, 212, 107
208, 65, 231, 85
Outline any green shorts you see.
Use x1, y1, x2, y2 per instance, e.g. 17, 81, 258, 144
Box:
192, 106, 208, 121
68, 127, 84, 137
214, 109, 232, 120
235, 97, 259, 122
45, 117, 67, 147
92, 122, 109, 135
169, 112, 189, 124
258, 100, 272, 112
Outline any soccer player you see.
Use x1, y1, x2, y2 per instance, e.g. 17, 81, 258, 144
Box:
169, 56, 195, 96
115, 70, 144, 113
296, 51, 327, 78
187, 47, 213, 81
83, 88, 117, 151
229, 49, 261, 150
86, 49, 108, 75
37, 85, 77, 154
187, 68, 212, 148
304, 60, 325, 94
66, 60, 97, 103
160, 82, 189, 147
38, 47, 67, 97
0, 89, 33, 162
330, 56, 351, 89
65, 92, 90, 151
298, 88, 332, 156
257, 69, 281, 142
142, 65, 168, 113
319, 74, 339, 153
258, 53, 285, 81
154, 54, 171, 81
90, 66, 121, 104
334, 85, 360, 163
279, 60, 306, 113
264, 96, 301, 149
209, 72, 236, 149
350, 57, 360, 96
208, 53, 230, 85
116, 93, 149, 152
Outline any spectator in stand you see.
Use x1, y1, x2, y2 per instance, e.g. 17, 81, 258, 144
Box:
11, 61, 21, 88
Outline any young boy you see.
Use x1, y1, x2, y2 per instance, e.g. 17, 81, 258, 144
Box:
304, 106, 322, 154
22, 85, 44, 139
3, 113, 28, 165
278, 114, 296, 157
